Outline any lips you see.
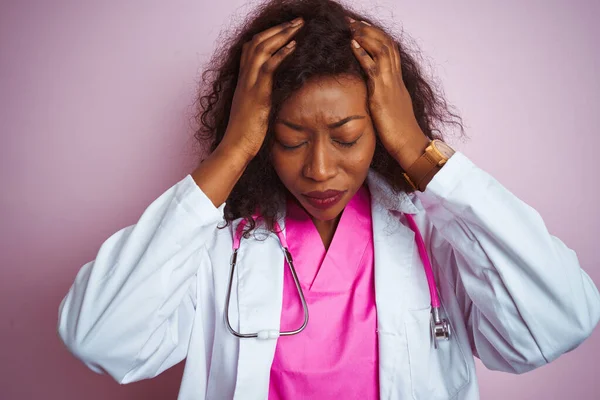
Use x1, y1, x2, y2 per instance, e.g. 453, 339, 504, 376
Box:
302, 189, 346, 210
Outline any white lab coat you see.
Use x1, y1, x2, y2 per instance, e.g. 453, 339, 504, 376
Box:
57, 151, 600, 399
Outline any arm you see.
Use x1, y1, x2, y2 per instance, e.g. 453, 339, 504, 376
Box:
415, 151, 600, 373
57, 146, 250, 383
58, 18, 302, 383
58, 17, 304, 383
58, 174, 221, 383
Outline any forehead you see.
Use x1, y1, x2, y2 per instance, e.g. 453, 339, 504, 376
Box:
277, 75, 368, 123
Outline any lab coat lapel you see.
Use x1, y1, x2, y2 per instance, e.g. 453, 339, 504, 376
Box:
232, 222, 285, 400
371, 204, 416, 400
367, 170, 427, 399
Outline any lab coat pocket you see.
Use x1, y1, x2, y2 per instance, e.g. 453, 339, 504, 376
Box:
404, 306, 469, 400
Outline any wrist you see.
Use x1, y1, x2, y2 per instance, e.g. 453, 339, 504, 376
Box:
391, 131, 431, 171
216, 137, 257, 165
403, 138, 456, 192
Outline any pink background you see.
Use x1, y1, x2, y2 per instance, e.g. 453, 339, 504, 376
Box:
1, 0, 599, 399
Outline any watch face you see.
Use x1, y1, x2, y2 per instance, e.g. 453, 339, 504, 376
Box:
433, 140, 455, 158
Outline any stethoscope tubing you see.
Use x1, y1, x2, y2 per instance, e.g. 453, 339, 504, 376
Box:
224, 212, 450, 346
225, 219, 309, 339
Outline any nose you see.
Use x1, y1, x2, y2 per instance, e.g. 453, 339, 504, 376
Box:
302, 139, 337, 182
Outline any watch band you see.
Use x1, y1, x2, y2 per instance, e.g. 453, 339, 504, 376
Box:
402, 140, 448, 192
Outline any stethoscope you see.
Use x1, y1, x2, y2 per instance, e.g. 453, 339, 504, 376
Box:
224, 213, 451, 349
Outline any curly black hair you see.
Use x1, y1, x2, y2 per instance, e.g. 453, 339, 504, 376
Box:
193, 0, 464, 234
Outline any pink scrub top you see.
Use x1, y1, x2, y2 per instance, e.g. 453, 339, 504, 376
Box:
268, 184, 379, 399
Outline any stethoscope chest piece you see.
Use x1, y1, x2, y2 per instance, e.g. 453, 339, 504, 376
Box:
430, 307, 451, 349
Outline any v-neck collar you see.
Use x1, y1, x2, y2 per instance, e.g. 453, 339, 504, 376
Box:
284, 184, 373, 293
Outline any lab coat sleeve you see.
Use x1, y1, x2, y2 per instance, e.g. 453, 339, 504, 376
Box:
57, 174, 224, 383
414, 151, 600, 373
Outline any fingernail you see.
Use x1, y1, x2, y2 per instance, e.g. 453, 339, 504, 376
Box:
347, 16, 355, 23
291, 17, 303, 26
360, 20, 371, 26
352, 39, 360, 48
286, 40, 296, 48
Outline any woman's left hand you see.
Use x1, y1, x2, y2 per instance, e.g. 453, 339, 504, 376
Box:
347, 17, 431, 170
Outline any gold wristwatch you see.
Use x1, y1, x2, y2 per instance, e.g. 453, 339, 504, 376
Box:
403, 139, 455, 192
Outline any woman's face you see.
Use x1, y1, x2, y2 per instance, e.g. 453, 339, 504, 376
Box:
271, 74, 377, 221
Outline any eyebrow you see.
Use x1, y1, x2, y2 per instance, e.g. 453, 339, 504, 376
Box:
277, 115, 366, 130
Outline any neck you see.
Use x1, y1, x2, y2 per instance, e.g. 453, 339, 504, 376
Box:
312, 213, 342, 250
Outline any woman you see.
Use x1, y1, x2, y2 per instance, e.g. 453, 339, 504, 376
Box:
57, 0, 600, 399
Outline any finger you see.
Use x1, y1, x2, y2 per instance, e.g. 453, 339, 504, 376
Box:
348, 20, 388, 44
350, 20, 400, 72
350, 38, 377, 77
249, 19, 303, 60
256, 40, 296, 93
247, 23, 303, 83
252, 17, 303, 47
241, 18, 302, 68
240, 42, 250, 71
392, 41, 401, 72
352, 34, 395, 74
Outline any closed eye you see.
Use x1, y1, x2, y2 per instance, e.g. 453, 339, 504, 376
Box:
278, 141, 306, 150
335, 139, 357, 148
277, 133, 362, 150
334, 133, 362, 148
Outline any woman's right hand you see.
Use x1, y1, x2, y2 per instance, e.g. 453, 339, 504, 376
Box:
192, 17, 304, 208
221, 17, 304, 159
